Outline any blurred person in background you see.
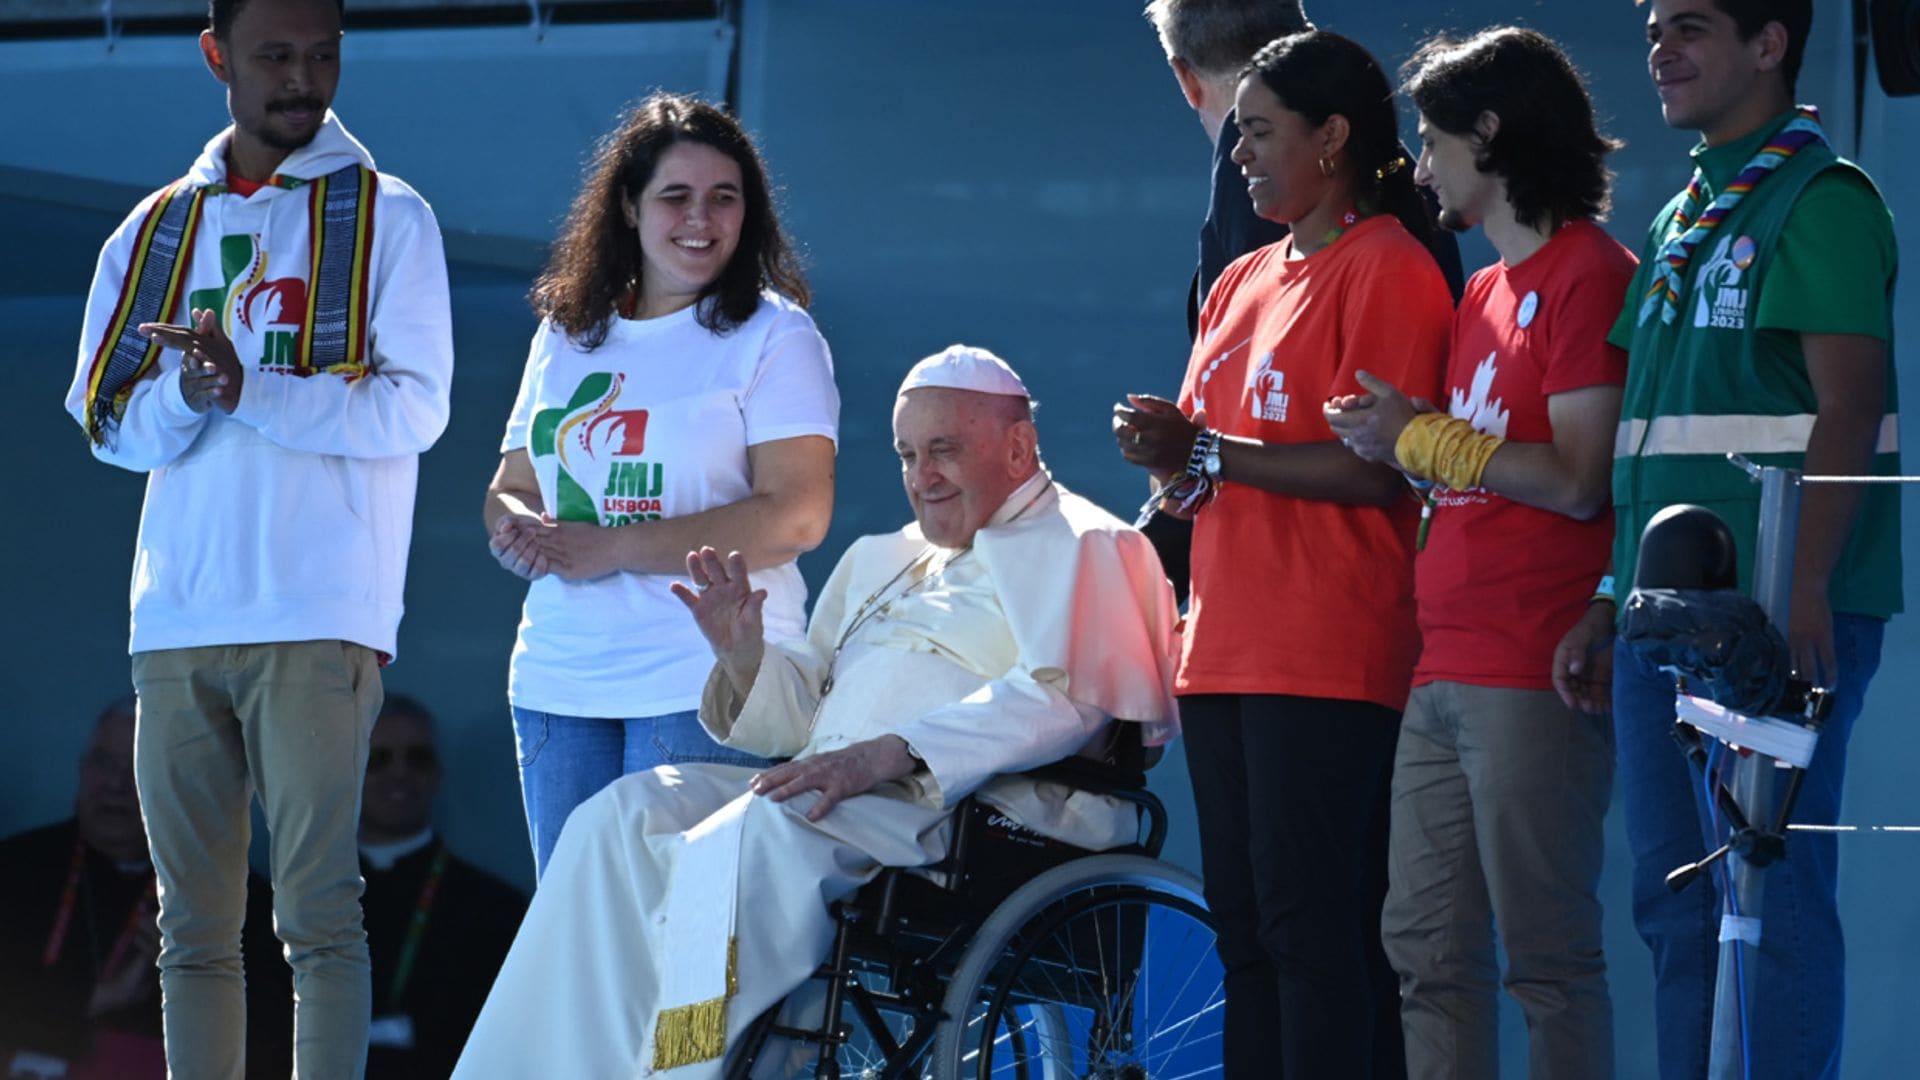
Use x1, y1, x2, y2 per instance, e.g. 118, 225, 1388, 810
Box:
356, 695, 526, 1080
1, 697, 287, 1080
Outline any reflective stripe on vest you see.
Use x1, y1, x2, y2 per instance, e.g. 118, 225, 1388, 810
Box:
1614, 412, 1900, 458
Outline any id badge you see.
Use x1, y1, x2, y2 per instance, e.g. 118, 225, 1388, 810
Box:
368, 1014, 416, 1049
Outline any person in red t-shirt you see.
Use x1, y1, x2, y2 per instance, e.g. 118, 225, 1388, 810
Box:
1326, 27, 1635, 1080
1115, 30, 1451, 1079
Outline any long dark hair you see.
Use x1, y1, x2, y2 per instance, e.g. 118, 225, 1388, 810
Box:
1246, 30, 1436, 252
1403, 27, 1621, 231
531, 92, 809, 350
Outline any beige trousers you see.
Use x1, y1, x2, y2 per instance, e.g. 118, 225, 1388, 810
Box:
132, 641, 382, 1080
1381, 681, 1615, 1080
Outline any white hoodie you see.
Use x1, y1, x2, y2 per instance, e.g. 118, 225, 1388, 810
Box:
63, 114, 453, 658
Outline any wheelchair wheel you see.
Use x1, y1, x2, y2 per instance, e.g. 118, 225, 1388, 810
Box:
930, 854, 1224, 1080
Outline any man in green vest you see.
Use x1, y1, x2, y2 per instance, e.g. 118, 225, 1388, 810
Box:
1553, 2, 1900, 1077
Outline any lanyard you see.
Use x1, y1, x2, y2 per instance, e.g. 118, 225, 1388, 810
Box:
385, 844, 451, 1008
43, 837, 156, 974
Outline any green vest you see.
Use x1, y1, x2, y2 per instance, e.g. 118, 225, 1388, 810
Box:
1614, 139, 1903, 618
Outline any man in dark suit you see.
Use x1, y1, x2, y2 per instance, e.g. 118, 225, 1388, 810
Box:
357, 695, 526, 1080
0, 696, 286, 1080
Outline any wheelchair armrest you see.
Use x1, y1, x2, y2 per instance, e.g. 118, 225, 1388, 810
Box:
1018, 758, 1169, 858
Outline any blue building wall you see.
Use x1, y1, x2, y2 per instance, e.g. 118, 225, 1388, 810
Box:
3, 2, 1916, 1074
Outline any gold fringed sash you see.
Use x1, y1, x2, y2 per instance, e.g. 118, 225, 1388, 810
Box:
651, 938, 738, 1071
83, 181, 209, 446
649, 793, 749, 1072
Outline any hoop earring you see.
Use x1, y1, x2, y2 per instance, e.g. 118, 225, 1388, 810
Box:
1317, 156, 1335, 178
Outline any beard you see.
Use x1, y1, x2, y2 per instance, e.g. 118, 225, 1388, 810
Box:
1436, 205, 1473, 234
257, 124, 321, 152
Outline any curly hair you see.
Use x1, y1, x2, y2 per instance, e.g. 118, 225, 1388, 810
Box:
1246, 30, 1437, 252
531, 93, 809, 350
1402, 27, 1621, 231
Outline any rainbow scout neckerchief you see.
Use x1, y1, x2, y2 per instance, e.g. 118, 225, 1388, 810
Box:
1638, 105, 1829, 328
83, 163, 377, 447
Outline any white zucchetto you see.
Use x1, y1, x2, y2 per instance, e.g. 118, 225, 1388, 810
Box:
896, 344, 1030, 399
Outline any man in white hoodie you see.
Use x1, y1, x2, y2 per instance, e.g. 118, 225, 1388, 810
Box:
61, 0, 453, 1076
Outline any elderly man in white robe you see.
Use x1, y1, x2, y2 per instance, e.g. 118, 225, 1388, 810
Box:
452, 345, 1181, 1079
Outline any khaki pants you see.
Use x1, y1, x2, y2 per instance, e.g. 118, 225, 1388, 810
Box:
1381, 681, 1615, 1080
132, 641, 382, 1080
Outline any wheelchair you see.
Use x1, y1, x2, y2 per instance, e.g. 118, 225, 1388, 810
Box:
723, 728, 1224, 1080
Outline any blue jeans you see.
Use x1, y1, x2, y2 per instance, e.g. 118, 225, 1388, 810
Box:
511, 706, 770, 880
1614, 614, 1883, 1080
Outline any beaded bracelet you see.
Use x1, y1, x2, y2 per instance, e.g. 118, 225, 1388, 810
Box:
1133, 428, 1221, 527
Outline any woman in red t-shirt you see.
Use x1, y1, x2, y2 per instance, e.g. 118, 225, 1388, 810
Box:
1115, 29, 1452, 1078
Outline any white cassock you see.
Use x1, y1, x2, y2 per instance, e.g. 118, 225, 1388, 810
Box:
452, 473, 1180, 1079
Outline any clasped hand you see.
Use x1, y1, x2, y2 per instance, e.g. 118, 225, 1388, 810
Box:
487, 513, 628, 582
140, 308, 243, 415
1323, 370, 1431, 466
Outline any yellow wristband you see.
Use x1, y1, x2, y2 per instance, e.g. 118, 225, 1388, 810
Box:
1393, 412, 1504, 492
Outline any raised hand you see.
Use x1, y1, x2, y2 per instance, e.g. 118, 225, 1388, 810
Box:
670, 546, 767, 696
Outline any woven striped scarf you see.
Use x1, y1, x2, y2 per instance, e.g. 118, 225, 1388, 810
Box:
83, 180, 209, 446
1637, 105, 1828, 327
83, 164, 377, 447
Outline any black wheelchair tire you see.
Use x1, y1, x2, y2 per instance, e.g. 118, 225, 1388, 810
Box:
929, 854, 1222, 1080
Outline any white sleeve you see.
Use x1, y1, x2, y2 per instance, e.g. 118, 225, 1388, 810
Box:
741, 310, 839, 447
499, 323, 554, 454
63, 195, 209, 472
890, 672, 1106, 809
697, 640, 830, 758
698, 536, 856, 755
227, 182, 453, 459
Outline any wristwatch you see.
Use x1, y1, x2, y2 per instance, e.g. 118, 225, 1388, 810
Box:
1201, 431, 1223, 481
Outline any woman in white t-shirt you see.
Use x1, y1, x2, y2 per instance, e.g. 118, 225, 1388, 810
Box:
483, 93, 838, 878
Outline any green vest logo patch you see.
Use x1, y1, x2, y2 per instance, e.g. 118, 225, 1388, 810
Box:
1692, 234, 1755, 331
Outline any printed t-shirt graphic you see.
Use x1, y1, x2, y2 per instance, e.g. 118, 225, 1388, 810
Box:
188, 235, 316, 371
530, 373, 661, 525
